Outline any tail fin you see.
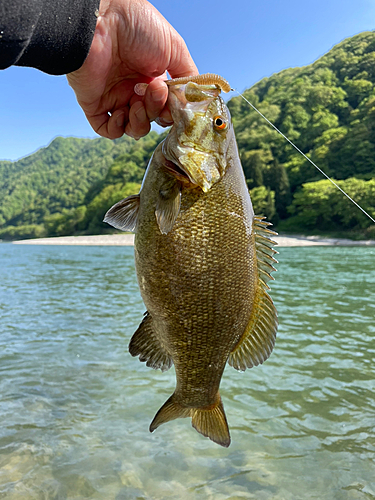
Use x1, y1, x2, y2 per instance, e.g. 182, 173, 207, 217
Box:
191, 394, 231, 447
149, 393, 231, 448
149, 394, 190, 432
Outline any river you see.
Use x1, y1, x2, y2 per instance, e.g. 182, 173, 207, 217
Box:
0, 244, 374, 499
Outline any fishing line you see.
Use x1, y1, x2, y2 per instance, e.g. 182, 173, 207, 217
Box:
233, 89, 375, 224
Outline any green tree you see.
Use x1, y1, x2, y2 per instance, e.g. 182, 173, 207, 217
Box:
241, 150, 264, 188
287, 178, 375, 230
250, 186, 276, 221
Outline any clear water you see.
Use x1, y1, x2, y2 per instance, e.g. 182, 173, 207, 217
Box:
0, 244, 374, 500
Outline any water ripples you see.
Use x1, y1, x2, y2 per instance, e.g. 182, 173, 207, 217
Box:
0, 244, 374, 499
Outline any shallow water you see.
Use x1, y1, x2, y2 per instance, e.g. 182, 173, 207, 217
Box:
0, 244, 374, 500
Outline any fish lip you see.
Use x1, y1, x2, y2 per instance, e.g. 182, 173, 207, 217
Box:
167, 159, 188, 178
161, 139, 192, 182
162, 142, 212, 189
163, 157, 192, 182
162, 138, 221, 192
167, 83, 221, 118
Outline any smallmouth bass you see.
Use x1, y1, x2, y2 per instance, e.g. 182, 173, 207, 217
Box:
104, 79, 278, 447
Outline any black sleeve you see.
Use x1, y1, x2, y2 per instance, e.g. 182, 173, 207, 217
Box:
0, 0, 100, 75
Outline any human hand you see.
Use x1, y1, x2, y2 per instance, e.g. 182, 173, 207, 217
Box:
67, 0, 198, 140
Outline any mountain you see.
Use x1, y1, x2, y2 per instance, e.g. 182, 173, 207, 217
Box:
0, 132, 163, 239
0, 31, 374, 240
228, 30, 375, 234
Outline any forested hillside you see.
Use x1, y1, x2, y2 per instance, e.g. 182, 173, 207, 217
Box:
0, 132, 164, 239
228, 30, 375, 235
0, 31, 374, 240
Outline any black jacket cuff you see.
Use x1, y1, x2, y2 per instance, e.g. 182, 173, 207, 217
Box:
0, 0, 100, 75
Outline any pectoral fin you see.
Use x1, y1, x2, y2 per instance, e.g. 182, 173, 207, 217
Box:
228, 216, 278, 371
129, 312, 173, 372
103, 194, 140, 232
155, 181, 181, 234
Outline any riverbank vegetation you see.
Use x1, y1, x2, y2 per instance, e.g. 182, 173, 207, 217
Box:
1, 31, 374, 240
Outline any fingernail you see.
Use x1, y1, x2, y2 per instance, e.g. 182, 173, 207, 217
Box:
151, 87, 166, 102
156, 117, 173, 127
126, 129, 141, 141
135, 105, 147, 122
116, 112, 125, 128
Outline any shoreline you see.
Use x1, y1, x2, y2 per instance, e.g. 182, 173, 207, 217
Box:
9, 233, 375, 247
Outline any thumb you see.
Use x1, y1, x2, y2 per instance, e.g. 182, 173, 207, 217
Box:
166, 31, 199, 79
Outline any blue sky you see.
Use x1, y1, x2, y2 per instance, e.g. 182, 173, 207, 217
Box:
0, 0, 374, 161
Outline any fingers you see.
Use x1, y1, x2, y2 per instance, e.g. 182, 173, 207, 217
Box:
88, 108, 129, 140
125, 79, 171, 139
155, 106, 173, 127
108, 108, 129, 139
87, 87, 167, 140
144, 79, 168, 122
125, 100, 151, 140
87, 78, 175, 140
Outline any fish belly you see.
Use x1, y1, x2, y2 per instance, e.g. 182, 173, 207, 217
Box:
135, 173, 257, 407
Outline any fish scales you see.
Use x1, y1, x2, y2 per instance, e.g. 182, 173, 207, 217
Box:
104, 78, 278, 447
135, 150, 257, 405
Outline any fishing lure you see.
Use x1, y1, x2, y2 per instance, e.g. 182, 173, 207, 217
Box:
134, 73, 232, 96
166, 73, 232, 93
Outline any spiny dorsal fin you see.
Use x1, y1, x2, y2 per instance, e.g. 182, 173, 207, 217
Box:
103, 194, 140, 232
254, 215, 278, 289
155, 180, 181, 235
228, 216, 278, 371
129, 312, 173, 372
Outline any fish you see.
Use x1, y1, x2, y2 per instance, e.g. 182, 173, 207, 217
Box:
104, 79, 278, 447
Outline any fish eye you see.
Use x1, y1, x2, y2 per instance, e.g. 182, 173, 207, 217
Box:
213, 116, 227, 131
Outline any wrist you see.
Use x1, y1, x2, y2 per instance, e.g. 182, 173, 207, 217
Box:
92, 0, 124, 57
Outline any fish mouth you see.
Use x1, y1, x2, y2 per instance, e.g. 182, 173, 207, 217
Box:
168, 82, 221, 110
163, 158, 192, 184
162, 82, 224, 192
162, 142, 220, 193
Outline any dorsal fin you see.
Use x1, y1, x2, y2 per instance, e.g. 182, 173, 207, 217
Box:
129, 312, 173, 372
228, 216, 278, 371
254, 216, 278, 290
103, 194, 140, 232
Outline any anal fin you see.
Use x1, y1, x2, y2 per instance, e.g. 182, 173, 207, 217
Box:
104, 194, 140, 232
228, 286, 278, 370
129, 312, 173, 372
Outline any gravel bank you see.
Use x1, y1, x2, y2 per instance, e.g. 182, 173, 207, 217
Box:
11, 234, 375, 247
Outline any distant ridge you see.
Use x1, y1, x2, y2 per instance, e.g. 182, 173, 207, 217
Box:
1, 31, 374, 240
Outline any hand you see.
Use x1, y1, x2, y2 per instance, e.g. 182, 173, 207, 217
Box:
67, 0, 198, 140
